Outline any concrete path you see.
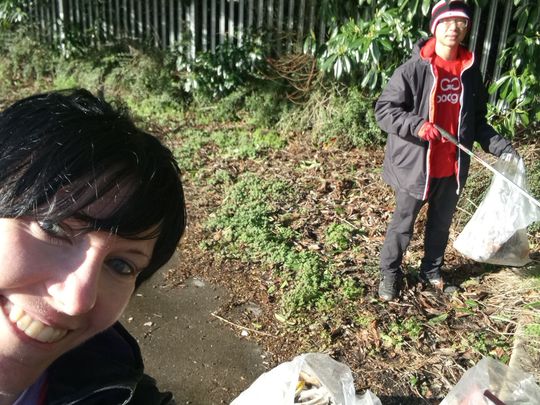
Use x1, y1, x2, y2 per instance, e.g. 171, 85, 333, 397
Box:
122, 276, 266, 404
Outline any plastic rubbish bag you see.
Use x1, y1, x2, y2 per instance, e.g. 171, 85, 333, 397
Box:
230, 352, 381, 405
440, 357, 540, 404
453, 154, 540, 266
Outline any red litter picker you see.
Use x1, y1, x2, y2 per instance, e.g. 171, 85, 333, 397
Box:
434, 124, 540, 210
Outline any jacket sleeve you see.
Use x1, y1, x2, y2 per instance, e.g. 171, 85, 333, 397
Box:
374, 64, 425, 140
469, 66, 512, 156
131, 374, 175, 405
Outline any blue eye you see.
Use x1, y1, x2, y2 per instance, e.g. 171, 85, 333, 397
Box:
107, 258, 137, 277
37, 220, 72, 244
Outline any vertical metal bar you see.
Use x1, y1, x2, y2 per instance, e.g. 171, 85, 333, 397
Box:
479, 0, 498, 78
145, 0, 151, 40
27, 2, 35, 38
219, 0, 226, 44
36, 2, 42, 41
318, 5, 326, 47
229, 0, 235, 42
493, 1, 513, 81
153, 0, 159, 46
46, 0, 52, 42
88, 0, 95, 44
286, 0, 295, 51
51, 0, 57, 43
257, 0, 264, 29
490, 1, 513, 103
247, 0, 254, 27
41, 1, 48, 42
130, 0, 136, 38
137, 1, 143, 38
101, 0, 108, 42
169, 0, 175, 48
94, 1, 99, 46
238, 0, 244, 45
161, 0, 167, 48
277, 0, 284, 53
211, 0, 217, 51
189, 0, 196, 57
108, 0, 114, 38
178, 0, 184, 51
468, 6, 482, 55
202, 0, 208, 51
57, 0, 66, 52
308, 0, 315, 37
124, 0, 130, 38
267, 0, 273, 30
115, 0, 120, 38
297, 0, 305, 48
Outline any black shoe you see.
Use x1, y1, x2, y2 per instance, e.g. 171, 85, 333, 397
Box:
378, 273, 401, 301
419, 271, 459, 294
419, 270, 443, 289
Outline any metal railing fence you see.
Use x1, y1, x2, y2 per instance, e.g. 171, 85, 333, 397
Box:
25, 0, 517, 86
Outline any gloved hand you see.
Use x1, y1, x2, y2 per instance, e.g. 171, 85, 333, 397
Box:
418, 122, 441, 142
501, 144, 520, 160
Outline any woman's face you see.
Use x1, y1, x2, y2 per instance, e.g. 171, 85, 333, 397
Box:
0, 214, 156, 395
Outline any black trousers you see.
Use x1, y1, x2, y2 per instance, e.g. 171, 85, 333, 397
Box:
379, 176, 460, 278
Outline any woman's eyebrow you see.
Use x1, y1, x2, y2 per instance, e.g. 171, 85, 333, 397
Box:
124, 248, 151, 259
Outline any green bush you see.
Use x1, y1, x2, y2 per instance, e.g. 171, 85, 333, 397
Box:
317, 5, 425, 90
177, 35, 267, 99
283, 84, 384, 147
53, 58, 103, 91
0, 29, 56, 87
244, 89, 290, 128
487, 4, 539, 138
319, 86, 384, 147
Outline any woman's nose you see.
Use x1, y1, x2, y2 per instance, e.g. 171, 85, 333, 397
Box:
46, 249, 102, 316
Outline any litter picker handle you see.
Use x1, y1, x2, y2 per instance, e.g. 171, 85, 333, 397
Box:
434, 124, 540, 210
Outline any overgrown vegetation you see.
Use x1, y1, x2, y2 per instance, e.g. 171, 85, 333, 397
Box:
203, 172, 364, 316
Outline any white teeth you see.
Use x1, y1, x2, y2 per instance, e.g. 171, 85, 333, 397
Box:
16, 314, 32, 330
8, 304, 68, 343
9, 305, 24, 322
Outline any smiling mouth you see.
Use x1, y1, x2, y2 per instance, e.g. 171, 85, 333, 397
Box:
8, 304, 68, 343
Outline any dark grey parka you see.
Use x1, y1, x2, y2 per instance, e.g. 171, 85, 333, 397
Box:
374, 38, 512, 200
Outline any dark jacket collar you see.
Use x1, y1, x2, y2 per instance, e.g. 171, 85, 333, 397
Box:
46, 322, 143, 405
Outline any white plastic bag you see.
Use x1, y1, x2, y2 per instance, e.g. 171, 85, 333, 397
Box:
230, 352, 381, 405
440, 357, 540, 404
454, 154, 540, 266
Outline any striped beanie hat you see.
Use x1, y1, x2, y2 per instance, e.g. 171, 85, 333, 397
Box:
430, 0, 472, 34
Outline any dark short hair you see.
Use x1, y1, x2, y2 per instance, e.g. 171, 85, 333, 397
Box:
0, 89, 186, 286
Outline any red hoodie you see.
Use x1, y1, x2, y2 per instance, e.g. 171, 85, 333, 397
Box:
420, 37, 473, 178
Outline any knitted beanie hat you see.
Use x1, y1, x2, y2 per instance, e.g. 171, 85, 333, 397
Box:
430, 0, 472, 34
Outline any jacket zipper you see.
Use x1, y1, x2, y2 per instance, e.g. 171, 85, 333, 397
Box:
455, 52, 475, 195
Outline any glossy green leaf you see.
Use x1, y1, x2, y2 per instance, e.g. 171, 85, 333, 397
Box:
421, 0, 431, 16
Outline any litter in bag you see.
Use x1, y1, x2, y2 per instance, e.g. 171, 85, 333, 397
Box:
230, 352, 381, 405
440, 357, 540, 404
453, 154, 540, 266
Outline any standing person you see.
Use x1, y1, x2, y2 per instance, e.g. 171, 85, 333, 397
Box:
374, 0, 518, 301
0, 89, 186, 404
